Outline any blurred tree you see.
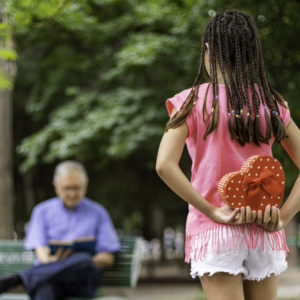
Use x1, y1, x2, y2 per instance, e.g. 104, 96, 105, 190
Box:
0, 1, 17, 238
0, 0, 74, 237
13, 0, 202, 237
5, 0, 300, 238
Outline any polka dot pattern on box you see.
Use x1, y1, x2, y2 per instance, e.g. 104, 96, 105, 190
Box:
218, 155, 285, 212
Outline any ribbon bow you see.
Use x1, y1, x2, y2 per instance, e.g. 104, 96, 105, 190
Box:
241, 168, 281, 205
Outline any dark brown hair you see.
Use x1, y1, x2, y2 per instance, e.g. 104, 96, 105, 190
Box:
166, 10, 287, 145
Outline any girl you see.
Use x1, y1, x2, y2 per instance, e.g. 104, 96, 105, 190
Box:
156, 10, 300, 300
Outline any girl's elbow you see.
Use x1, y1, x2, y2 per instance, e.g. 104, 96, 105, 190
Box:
155, 160, 171, 177
155, 161, 164, 176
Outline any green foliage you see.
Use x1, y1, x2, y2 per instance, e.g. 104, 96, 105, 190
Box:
9, 0, 300, 234
3, 0, 67, 26
0, 22, 17, 89
14, 0, 205, 170
0, 68, 12, 89
0, 48, 17, 60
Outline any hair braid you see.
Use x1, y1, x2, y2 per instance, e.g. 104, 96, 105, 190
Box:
216, 17, 236, 139
245, 40, 257, 143
255, 39, 286, 142
232, 21, 247, 144
204, 20, 220, 139
240, 30, 253, 143
223, 16, 240, 139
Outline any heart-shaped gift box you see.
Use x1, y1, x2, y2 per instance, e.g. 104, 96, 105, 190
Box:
218, 155, 285, 212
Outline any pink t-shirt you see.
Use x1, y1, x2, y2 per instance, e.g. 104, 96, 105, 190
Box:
166, 83, 291, 262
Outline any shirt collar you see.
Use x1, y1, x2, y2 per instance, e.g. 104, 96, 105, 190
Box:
57, 197, 85, 211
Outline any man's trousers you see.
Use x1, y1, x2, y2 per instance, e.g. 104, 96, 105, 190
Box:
19, 252, 101, 300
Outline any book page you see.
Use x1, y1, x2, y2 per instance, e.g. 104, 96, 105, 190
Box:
49, 240, 72, 245
74, 236, 95, 242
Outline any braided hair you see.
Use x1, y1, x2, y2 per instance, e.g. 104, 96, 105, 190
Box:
165, 10, 287, 146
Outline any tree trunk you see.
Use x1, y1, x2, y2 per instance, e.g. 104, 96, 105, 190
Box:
0, 3, 17, 238
0, 89, 14, 238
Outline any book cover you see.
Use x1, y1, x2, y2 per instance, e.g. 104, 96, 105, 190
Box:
49, 236, 96, 255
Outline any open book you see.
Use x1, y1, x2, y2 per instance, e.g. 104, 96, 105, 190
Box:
49, 236, 96, 255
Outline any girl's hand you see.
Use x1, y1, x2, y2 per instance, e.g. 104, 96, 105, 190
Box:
256, 204, 285, 232
212, 205, 256, 225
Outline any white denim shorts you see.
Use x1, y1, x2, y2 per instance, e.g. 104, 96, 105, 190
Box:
190, 226, 287, 281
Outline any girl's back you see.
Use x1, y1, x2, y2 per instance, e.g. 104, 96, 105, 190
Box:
166, 82, 290, 262
157, 9, 300, 300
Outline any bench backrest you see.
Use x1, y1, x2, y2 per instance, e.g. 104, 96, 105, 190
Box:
0, 236, 143, 288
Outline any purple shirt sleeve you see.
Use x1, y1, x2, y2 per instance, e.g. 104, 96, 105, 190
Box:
24, 205, 48, 250
96, 207, 121, 253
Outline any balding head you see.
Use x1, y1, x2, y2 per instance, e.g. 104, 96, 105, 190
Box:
53, 161, 88, 184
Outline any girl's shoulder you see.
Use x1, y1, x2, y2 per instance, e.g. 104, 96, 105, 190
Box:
168, 83, 211, 104
169, 87, 192, 101
166, 87, 192, 116
166, 83, 211, 117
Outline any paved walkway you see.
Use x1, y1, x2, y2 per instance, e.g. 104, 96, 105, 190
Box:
102, 267, 300, 300
278, 268, 300, 299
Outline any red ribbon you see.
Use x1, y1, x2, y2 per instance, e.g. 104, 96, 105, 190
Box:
241, 168, 281, 204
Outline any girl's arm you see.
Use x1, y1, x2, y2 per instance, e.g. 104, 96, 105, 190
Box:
257, 119, 300, 231
156, 108, 254, 224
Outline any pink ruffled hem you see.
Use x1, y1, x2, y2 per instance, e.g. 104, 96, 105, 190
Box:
185, 223, 288, 263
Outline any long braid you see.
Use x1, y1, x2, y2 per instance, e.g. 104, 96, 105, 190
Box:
204, 21, 219, 138
232, 21, 246, 144
245, 38, 257, 143
247, 14, 284, 143
216, 17, 236, 139
244, 17, 266, 144
254, 38, 273, 143
240, 29, 253, 143
202, 82, 211, 122
255, 38, 286, 142
241, 14, 263, 144
222, 16, 240, 139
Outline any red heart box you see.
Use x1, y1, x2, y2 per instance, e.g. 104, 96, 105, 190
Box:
218, 155, 285, 212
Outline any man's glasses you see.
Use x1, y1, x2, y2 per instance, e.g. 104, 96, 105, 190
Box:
59, 186, 84, 193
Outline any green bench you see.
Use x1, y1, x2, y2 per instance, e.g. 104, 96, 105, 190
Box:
0, 236, 144, 300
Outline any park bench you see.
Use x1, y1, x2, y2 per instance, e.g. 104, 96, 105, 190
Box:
0, 236, 144, 300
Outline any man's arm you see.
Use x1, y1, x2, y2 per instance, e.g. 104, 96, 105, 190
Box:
92, 252, 115, 268
36, 244, 112, 266
35, 246, 72, 264
95, 206, 121, 265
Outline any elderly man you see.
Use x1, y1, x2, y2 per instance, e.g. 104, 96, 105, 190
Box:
0, 161, 120, 300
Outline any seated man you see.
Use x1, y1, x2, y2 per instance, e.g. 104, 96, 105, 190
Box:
0, 161, 120, 300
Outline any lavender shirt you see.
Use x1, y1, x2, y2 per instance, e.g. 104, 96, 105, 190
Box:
25, 197, 120, 254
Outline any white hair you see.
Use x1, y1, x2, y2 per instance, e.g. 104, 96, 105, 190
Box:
53, 161, 88, 183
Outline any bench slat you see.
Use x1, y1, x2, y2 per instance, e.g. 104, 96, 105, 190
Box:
0, 236, 143, 299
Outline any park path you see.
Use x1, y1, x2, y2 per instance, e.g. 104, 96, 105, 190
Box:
102, 267, 300, 300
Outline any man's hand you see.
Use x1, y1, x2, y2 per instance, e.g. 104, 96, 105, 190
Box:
51, 248, 73, 262
256, 204, 286, 232
35, 246, 72, 264
92, 252, 115, 268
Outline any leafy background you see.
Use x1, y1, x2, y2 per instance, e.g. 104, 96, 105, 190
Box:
4, 0, 299, 239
